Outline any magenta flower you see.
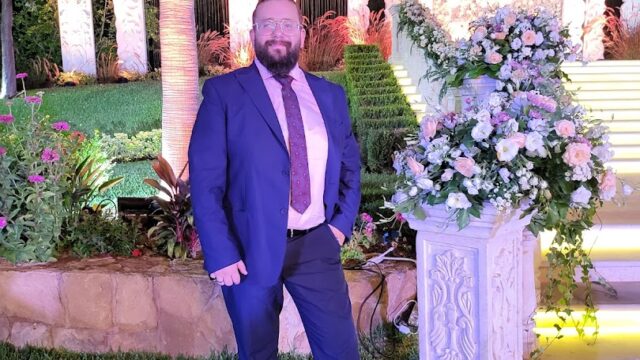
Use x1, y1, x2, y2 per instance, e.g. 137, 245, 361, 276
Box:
0, 216, 7, 229
395, 212, 406, 224
51, 121, 70, 131
0, 146, 6, 156
24, 96, 42, 105
28, 174, 45, 183
41, 148, 60, 163
16, 73, 28, 79
360, 213, 373, 223
0, 114, 14, 124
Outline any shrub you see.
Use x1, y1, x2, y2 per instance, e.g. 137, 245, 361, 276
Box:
97, 50, 121, 83
197, 30, 230, 76
65, 213, 141, 258
55, 71, 96, 87
365, 128, 412, 173
99, 129, 161, 163
360, 172, 397, 218
25, 57, 60, 89
604, 10, 640, 60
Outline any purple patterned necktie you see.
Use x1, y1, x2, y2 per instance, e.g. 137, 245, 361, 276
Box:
275, 75, 311, 214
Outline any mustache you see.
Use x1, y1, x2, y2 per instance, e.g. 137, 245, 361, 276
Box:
265, 40, 292, 49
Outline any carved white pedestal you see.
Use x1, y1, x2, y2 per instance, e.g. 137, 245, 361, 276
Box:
407, 204, 532, 359
114, 0, 148, 74
57, 0, 97, 75
522, 230, 541, 355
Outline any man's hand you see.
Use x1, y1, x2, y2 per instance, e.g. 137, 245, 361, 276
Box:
328, 224, 346, 246
210, 260, 248, 286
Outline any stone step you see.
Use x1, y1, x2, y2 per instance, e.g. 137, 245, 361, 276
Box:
563, 60, 640, 68
410, 102, 427, 112
606, 120, 640, 132
607, 159, 640, 174
390, 64, 405, 71
609, 133, 640, 145
611, 145, 640, 159
586, 109, 640, 121
564, 81, 640, 91
573, 90, 640, 101
575, 99, 640, 111
393, 69, 409, 78
405, 93, 423, 103
397, 77, 411, 86
400, 85, 418, 95
561, 65, 640, 74
565, 73, 640, 82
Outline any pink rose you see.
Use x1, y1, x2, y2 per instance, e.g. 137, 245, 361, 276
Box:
454, 157, 476, 177
554, 120, 576, 138
485, 51, 504, 65
598, 169, 617, 201
562, 143, 592, 167
504, 12, 517, 27
508, 133, 527, 148
493, 32, 507, 40
472, 26, 488, 42
407, 157, 425, 176
521, 30, 537, 46
421, 116, 438, 139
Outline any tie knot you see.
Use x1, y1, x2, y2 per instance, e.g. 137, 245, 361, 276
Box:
274, 75, 294, 89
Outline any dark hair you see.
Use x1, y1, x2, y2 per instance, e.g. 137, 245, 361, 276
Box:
252, 0, 303, 24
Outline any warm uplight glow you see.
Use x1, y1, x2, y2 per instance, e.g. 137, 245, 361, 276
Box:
347, 0, 369, 44
540, 226, 640, 257
229, 0, 258, 66
535, 308, 640, 336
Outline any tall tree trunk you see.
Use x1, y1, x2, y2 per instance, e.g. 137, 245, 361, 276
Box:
159, 0, 199, 179
1, 0, 17, 99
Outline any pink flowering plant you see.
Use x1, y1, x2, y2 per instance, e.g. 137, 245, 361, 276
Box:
0, 94, 120, 263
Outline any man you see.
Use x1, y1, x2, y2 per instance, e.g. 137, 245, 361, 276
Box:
188, 0, 361, 359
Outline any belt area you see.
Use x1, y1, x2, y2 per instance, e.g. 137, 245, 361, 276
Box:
287, 224, 323, 238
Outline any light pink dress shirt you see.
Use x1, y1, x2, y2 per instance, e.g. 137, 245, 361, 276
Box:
255, 59, 329, 230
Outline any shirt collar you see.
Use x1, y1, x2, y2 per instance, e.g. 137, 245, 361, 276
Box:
254, 57, 304, 83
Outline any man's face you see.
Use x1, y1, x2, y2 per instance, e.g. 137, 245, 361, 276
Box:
251, 0, 305, 76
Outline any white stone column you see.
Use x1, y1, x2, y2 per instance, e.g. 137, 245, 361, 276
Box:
57, 0, 97, 75
582, 0, 606, 61
229, 0, 258, 66
522, 230, 541, 355
562, 0, 586, 55
408, 204, 533, 359
621, 0, 640, 31
113, 0, 148, 74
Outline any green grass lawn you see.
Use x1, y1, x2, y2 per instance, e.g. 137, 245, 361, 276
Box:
104, 160, 160, 200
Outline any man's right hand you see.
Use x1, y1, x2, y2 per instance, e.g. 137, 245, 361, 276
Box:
210, 260, 248, 286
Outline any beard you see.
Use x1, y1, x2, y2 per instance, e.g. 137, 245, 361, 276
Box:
254, 39, 300, 77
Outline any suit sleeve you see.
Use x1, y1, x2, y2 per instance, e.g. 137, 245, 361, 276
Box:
189, 80, 242, 275
328, 85, 361, 241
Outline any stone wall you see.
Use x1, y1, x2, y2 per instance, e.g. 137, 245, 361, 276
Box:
0, 256, 416, 357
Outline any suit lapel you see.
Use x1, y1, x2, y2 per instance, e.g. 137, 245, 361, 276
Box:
235, 64, 288, 152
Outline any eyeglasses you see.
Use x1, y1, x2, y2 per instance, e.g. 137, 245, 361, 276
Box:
253, 20, 302, 34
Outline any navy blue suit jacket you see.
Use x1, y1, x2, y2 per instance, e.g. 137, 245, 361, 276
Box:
188, 63, 361, 285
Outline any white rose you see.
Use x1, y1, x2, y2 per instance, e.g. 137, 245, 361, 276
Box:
496, 138, 519, 162
409, 186, 419, 197
446, 192, 472, 209
392, 191, 409, 204
511, 38, 522, 49
471, 121, 494, 141
489, 93, 503, 107
441, 168, 455, 182
525, 132, 544, 152
571, 186, 592, 207
476, 109, 492, 123
592, 145, 614, 162
417, 176, 434, 190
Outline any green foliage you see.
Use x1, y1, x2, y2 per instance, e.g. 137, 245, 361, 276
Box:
104, 161, 159, 200
365, 128, 411, 173
144, 155, 198, 260
360, 172, 397, 218
13, 0, 62, 76
65, 213, 140, 258
100, 129, 161, 162
314, 71, 347, 89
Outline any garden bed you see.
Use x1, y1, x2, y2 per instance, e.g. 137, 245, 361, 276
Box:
0, 256, 415, 357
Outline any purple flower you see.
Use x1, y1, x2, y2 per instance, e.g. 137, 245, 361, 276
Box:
0, 114, 14, 124
360, 213, 373, 223
41, 148, 60, 163
16, 73, 28, 79
0, 216, 7, 229
28, 174, 45, 183
491, 111, 511, 126
526, 92, 557, 113
395, 212, 406, 224
24, 96, 42, 105
0, 146, 6, 156
442, 112, 460, 129
51, 121, 70, 131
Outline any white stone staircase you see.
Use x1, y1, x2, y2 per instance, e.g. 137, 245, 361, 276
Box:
536, 61, 640, 359
390, 63, 429, 121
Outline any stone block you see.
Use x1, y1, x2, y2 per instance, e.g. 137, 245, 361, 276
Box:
52, 328, 108, 353
0, 271, 64, 325
61, 273, 113, 329
109, 330, 159, 353
10, 322, 52, 348
114, 274, 156, 330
